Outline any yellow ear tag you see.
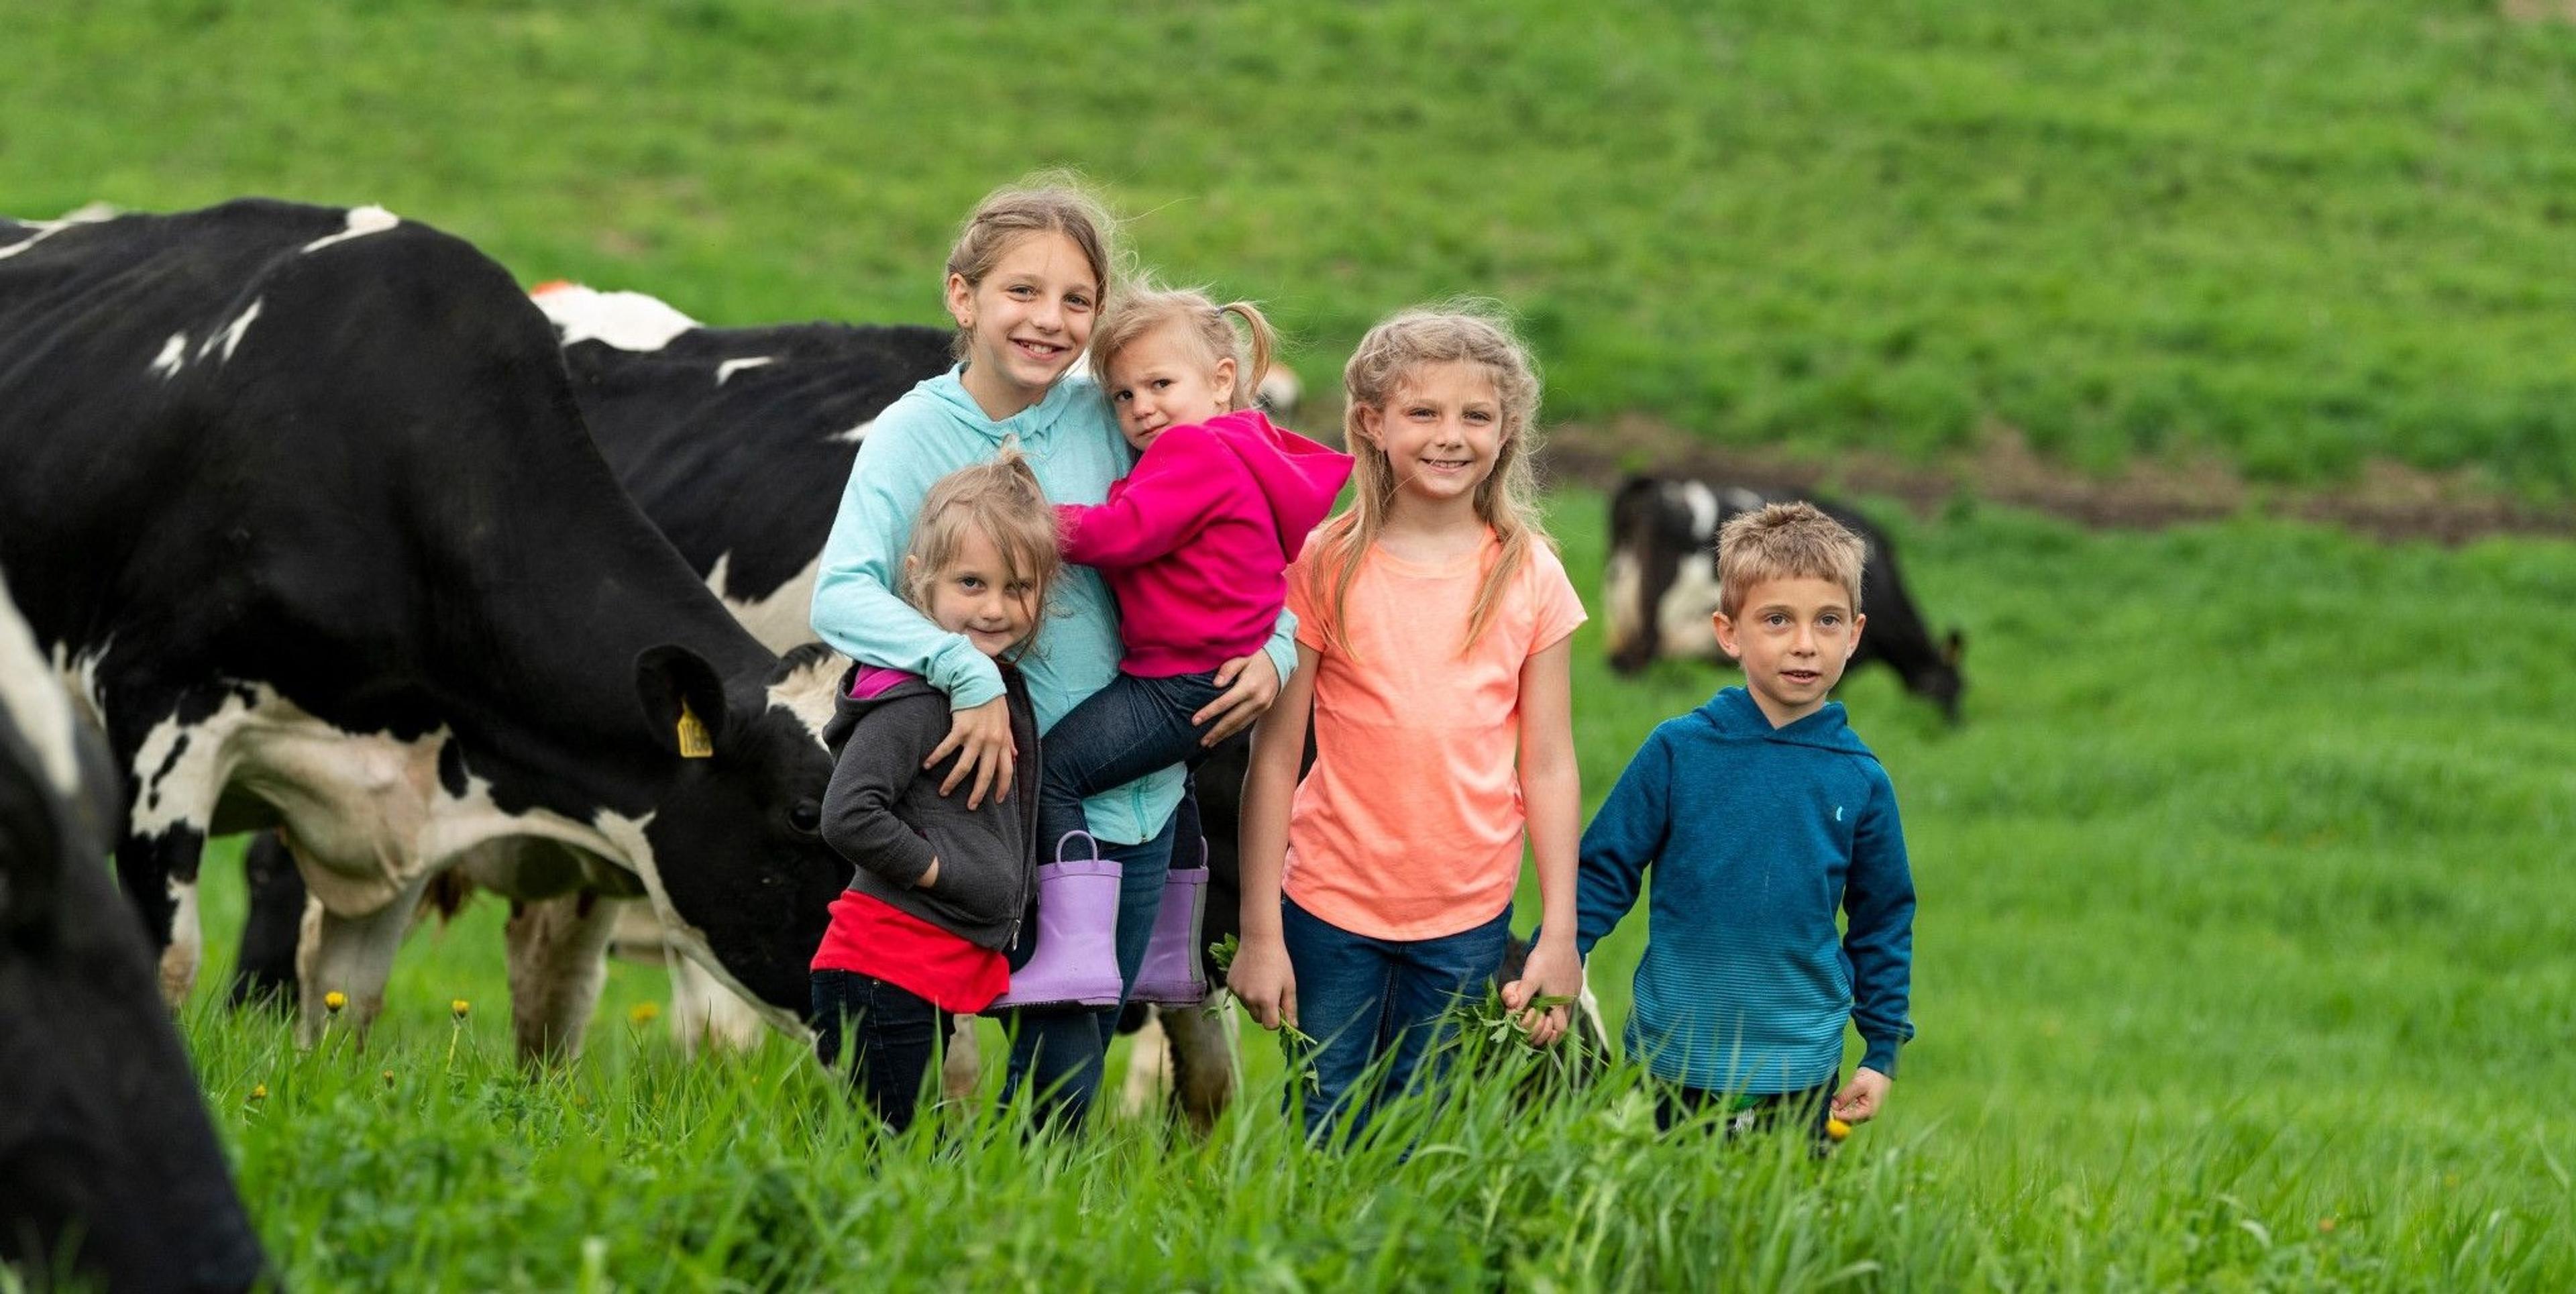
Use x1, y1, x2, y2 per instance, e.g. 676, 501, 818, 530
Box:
676, 700, 714, 759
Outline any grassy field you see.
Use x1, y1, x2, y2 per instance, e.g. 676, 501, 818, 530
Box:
164, 493, 2576, 1289
8, 1, 2576, 494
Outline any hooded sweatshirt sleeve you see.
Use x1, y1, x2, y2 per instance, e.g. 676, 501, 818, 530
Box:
1844, 764, 1917, 1076
1055, 427, 1230, 570
810, 402, 1007, 710
1573, 727, 1675, 959
818, 696, 948, 888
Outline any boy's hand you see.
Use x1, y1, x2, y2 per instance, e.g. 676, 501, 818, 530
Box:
1227, 935, 1297, 1032
929, 696, 1015, 809
1831, 1067, 1890, 1124
1501, 936, 1583, 1047
1192, 652, 1280, 746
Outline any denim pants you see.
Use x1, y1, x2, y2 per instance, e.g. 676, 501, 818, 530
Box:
1032, 667, 1228, 864
1279, 897, 1512, 1141
811, 970, 951, 1134
998, 804, 1187, 1130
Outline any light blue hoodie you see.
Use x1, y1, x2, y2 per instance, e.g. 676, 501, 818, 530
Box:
810, 366, 1298, 846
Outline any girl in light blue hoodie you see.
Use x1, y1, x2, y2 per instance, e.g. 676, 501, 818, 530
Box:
810, 180, 1298, 1128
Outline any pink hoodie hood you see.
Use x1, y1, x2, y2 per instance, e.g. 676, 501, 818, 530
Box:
1055, 409, 1353, 676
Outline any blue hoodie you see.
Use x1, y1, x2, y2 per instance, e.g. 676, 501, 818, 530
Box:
1574, 687, 1916, 1093
810, 367, 1298, 846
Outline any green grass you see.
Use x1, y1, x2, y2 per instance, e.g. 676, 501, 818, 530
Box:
9, 1, 2576, 493
168, 494, 2576, 1289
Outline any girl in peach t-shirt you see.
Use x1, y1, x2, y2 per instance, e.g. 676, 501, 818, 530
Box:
1230, 306, 1586, 1138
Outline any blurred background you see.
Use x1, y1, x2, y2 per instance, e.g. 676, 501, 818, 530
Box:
8, 0, 2572, 1283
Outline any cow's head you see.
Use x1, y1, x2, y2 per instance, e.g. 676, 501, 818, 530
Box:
1, 597, 270, 1289
1604, 476, 1727, 673
622, 641, 848, 1031
1904, 629, 1968, 724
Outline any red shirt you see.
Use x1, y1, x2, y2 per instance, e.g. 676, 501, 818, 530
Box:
810, 891, 1010, 1014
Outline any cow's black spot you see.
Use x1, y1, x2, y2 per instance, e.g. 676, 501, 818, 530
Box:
437, 739, 468, 798
147, 731, 189, 790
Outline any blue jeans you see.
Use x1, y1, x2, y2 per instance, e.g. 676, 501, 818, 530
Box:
1033, 667, 1228, 865
998, 805, 1189, 1131
811, 970, 950, 1135
1279, 897, 1512, 1141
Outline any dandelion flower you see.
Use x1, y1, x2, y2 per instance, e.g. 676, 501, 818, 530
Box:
1825, 1117, 1851, 1142
451, 999, 470, 1021
249, 1084, 268, 1102
2318, 1216, 2338, 1234
629, 1001, 662, 1026
323, 990, 347, 1014
381, 1069, 396, 1088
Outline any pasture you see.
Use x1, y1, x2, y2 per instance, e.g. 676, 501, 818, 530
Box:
165, 494, 2576, 1289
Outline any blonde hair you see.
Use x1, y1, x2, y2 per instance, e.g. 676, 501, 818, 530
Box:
1305, 303, 1548, 656
902, 441, 1062, 661
1716, 502, 1866, 618
1088, 283, 1277, 413
943, 175, 1121, 361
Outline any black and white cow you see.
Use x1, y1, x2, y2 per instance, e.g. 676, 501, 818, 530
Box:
0, 200, 850, 1060
1603, 476, 1967, 721
1, 569, 270, 1291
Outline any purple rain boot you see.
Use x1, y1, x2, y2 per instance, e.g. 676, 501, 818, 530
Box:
987, 832, 1124, 1012
1130, 839, 1210, 1006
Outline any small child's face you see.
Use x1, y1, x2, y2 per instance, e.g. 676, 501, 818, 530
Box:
1714, 576, 1866, 726
1105, 324, 1236, 452
1356, 360, 1503, 508
918, 527, 1040, 659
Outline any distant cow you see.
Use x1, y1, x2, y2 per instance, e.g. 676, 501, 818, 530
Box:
0, 200, 849, 1059
1, 570, 270, 1291
1603, 477, 1966, 720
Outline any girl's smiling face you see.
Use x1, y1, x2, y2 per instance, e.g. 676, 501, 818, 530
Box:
946, 230, 1098, 419
1356, 360, 1505, 509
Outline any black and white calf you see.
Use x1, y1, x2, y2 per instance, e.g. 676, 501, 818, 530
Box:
0, 200, 849, 1059
1, 570, 270, 1291
1603, 476, 1967, 721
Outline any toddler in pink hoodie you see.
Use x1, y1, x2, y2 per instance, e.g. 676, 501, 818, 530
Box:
1038, 287, 1352, 949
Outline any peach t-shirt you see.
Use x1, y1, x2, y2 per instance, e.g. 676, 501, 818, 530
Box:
1281, 531, 1587, 940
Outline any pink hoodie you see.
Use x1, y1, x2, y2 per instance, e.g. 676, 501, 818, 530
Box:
1057, 409, 1354, 677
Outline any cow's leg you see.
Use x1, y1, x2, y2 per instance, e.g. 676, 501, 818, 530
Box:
504, 889, 622, 1065
1120, 1010, 1174, 1118
227, 830, 307, 1010
1163, 998, 1240, 1134
117, 824, 209, 1008
940, 1017, 982, 1101
295, 871, 430, 1049
667, 949, 765, 1058
107, 681, 242, 1007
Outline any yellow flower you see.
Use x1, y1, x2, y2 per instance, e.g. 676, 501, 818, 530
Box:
629, 1001, 663, 1026
249, 1083, 268, 1102
381, 1069, 396, 1088
1825, 1118, 1852, 1142
323, 990, 347, 1014
451, 999, 470, 1021
2318, 1216, 2338, 1234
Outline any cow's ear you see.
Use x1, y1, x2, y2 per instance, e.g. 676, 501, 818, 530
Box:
636, 645, 729, 759
1943, 629, 1966, 667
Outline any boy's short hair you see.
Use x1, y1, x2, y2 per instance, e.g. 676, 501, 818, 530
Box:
1717, 502, 1866, 618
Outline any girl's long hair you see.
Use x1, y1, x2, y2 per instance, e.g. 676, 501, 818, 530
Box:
1306, 303, 1550, 657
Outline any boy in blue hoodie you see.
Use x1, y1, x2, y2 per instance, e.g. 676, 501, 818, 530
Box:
1574, 502, 1917, 1142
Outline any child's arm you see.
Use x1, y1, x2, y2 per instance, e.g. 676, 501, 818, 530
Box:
811, 431, 1016, 808
1054, 431, 1224, 570
1228, 642, 1318, 1032
817, 700, 951, 892
1191, 600, 1296, 747
1500, 634, 1582, 1046
1568, 729, 1675, 957
1834, 771, 1917, 1124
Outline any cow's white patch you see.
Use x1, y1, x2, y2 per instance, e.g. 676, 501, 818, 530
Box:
1658, 553, 1727, 661
704, 551, 824, 654
1254, 367, 1303, 420
150, 332, 189, 379
765, 646, 847, 741
1722, 485, 1767, 516
666, 953, 768, 1056
826, 417, 875, 445
714, 356, 774, 385
596, 808, 808, 1042
1603, 549, 1643, 661
0, 219, 76, 262
1678, 480, 1720, 542
158, 877, 202, 1006
198, 298, 262, 364
0, 576, 82, 798
49, 640, 109, 736
531, 283, 701, 352
301, 205, 400, 254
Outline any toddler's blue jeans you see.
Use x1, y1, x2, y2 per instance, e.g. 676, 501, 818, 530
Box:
1279, 896, 1511, 1142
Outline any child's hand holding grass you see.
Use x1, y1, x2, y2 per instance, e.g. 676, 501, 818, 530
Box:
1501, 935, 1583, 1046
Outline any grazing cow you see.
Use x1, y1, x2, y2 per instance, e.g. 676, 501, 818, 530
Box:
0, 200, 849, 1061
1603, 476, 1967, 720
1, 570, 270, 1291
